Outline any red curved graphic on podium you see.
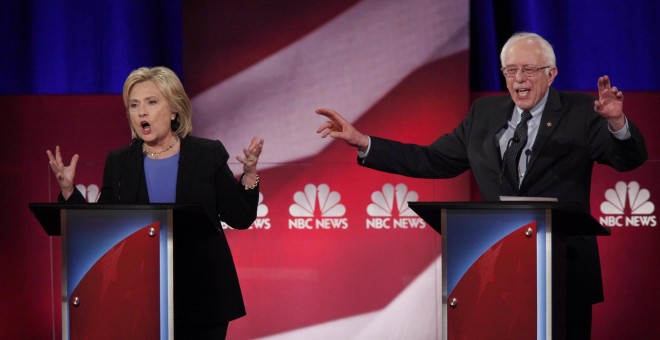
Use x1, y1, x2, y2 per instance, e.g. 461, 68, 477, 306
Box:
448, 222, 537, 340
69, 222, 161, 339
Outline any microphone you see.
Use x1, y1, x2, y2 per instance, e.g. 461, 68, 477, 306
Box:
499, 137, 518, 198
521, 149, 532, 178
525, 149, 532, 166
117, 138, 138, 202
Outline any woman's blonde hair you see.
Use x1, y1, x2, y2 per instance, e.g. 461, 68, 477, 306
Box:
122, 66, 193, 138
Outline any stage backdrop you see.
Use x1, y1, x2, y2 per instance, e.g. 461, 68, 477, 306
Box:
185, 1, 469, 338
1, 0, 659, 339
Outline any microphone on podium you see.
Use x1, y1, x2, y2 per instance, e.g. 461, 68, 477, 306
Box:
499, 137, 519, 197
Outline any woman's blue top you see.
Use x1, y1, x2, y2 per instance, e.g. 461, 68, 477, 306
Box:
144, 152, 179, 203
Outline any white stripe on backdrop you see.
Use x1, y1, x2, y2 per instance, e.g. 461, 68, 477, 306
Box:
192, 0, 468, 172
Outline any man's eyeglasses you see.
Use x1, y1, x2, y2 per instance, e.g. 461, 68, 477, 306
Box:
501, 66, 551, 78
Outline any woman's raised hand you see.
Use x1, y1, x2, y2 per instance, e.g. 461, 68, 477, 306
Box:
46, 146, 79, 200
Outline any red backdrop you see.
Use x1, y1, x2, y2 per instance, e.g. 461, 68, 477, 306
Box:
3, 73, 659, 340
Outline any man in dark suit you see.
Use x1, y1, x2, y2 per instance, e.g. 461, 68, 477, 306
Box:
315, 32, 647, 338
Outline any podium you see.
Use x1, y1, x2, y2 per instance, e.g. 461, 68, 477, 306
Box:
408, 202, 610, 340
29, 203, 214, 340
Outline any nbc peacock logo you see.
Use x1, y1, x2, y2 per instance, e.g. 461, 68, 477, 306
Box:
288, 184, 348, 230
76, 184, 100, 203
599, 181, 656, 227
365, 183, 426, 230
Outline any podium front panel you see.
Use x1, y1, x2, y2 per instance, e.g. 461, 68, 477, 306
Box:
61, 209, 174, 340
442, 208, 552, 340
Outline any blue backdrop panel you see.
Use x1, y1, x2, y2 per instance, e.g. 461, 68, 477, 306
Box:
1, 0, 182, 94
2, 0, 657, 94
470, 0, 660, 91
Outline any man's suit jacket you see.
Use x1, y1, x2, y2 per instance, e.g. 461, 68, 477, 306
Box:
362, 87, 647, 304
65, 135, 258, 327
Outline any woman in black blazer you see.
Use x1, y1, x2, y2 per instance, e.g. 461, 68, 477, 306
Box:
48, 66, 264, 338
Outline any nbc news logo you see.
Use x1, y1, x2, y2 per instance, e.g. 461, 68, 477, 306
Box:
365, 183, 426, 230
599, 181, 656, 227
288, 184, 348, 230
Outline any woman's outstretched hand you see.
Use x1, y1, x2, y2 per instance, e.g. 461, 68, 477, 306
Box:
46, 146, 79, 200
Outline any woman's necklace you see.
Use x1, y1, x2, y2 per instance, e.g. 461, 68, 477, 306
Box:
143, 135, 179, 159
